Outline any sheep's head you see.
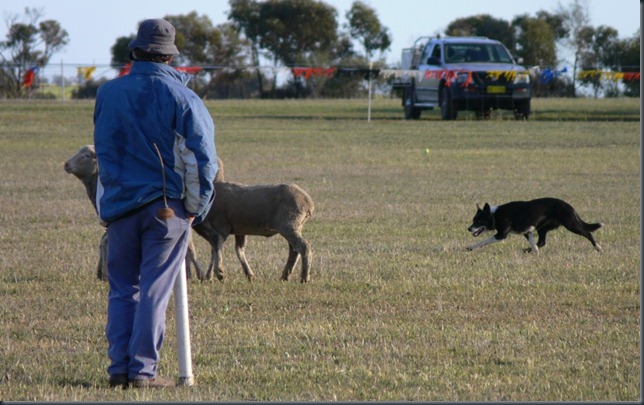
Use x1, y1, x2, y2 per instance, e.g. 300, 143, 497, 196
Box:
64, 145, 97, 179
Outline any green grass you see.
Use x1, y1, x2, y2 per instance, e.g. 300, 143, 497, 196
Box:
0, 97, 640, 401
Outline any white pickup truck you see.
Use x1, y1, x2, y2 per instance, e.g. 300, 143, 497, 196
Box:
392, 36, 531, 120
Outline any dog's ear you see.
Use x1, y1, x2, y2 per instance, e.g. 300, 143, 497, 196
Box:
476, 203, 481, 211
483, 203, 491, 213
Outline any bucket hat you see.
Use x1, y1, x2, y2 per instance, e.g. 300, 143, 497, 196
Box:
128, 18, 179, 55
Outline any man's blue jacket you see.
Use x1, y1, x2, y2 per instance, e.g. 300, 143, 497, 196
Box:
94, 61, 217, 225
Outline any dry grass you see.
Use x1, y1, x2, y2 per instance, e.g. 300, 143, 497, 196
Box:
0, 97, 640, 401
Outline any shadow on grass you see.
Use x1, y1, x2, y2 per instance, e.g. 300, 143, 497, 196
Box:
56, 377, 96, 389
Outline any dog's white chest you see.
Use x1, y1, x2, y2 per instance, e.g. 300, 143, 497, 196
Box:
513, 225, 536, 235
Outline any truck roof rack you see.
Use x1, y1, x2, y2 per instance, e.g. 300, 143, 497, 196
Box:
410, 35, 492, 47
412, 36, 435, 48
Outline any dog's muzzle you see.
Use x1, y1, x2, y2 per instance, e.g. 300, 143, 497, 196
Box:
468, 226, 485, 237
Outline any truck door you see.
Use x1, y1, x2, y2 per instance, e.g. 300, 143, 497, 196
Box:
416, 43, 442, 104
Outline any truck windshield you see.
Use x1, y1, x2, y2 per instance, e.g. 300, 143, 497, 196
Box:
444, 43, 514, 64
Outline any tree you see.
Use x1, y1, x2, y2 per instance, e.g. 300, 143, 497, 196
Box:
557, 0, 591, 96
0, 7, 69, 98
110, 36, 134, 66
619, 29, 639, 97
229, 0, 338, 96
110, 13, 253, 99
204, 22, 256, 99
345, 1, 391, 61
228, 0, 265, 96
578, 25, 620, 97
512, 15, 557, 67
165, 12, 226, 97
445, 14, 514, 51
166, 12, 221, 66
111, 13, 224, 67
534, 10, 568, 41
513, 12, 571, 98
258, 0, 338, 65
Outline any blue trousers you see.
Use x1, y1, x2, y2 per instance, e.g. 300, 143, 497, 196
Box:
105, 198, 190, 380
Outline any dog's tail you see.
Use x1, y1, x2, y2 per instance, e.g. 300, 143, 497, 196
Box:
584, 222, 603, 232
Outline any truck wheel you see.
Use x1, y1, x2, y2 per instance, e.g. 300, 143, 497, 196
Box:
403, 87, 421, 120
440, 86, 457, 120
514, 99, 530, 120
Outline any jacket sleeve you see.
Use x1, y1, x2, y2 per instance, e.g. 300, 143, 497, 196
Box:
176, 97, 217, 224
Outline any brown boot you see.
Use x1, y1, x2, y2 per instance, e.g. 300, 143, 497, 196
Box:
130, 376, 176, 388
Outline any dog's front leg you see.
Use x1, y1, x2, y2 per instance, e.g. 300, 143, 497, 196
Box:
525, 231, 539, 255
467, 235, 502, 251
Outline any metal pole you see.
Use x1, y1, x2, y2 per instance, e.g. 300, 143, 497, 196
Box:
174, 259, 194, 386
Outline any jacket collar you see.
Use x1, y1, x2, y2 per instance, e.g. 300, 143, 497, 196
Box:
129, 61, 191, 86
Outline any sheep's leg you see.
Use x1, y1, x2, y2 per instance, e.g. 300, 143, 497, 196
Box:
203, 250, 215, 281
98, 231, 108, 281
212, 233, 226, 281
282, 232, 311, 283
192, 224, 226, 282
234, 235, 255, 282
202, 234, 226, 281
299, 238, 311, 283
281, 246, 300, 281
185, 238, 193, 279
185, 234, 204, 280
193, 251, 209, 281
97, 240, 104, 280
197, 234, 226, 282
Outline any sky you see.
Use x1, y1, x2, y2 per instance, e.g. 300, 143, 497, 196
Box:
0, 0, 640, 80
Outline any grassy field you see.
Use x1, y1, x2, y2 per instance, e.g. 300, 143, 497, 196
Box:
0, 97, 640, 401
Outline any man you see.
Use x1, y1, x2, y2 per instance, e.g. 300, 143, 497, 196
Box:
94, 18, 218, 388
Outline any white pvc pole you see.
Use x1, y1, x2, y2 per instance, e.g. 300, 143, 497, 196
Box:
367, 61, 373, 122
174, 259, 194, 386
61, 60, 65, 102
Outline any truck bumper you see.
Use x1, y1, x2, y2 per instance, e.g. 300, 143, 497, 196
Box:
450, 85, 531, 111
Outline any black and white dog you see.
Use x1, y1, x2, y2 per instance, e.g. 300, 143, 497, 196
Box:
466, 197, 603, 254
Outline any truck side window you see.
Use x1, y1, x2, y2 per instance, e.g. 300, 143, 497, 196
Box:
426, 45, 441, 65
431, 46, 441, 60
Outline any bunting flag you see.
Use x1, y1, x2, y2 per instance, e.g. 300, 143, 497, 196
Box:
578, 70, 640, 81
22, 66, 39, 88
461, 71, 473, 87
335, 67, 384, 80
378, 69, 404, 79
486, 70, 519, 81
118, 62, 132, 77
379, 69, 420, 78
112, 62, 639, 84
176, 66, 202, 74
118, 63, 202, 76
622, 72, 640, 81
292, 67, 336, 79
533, 67, 568, 84
77, 66, 97, 81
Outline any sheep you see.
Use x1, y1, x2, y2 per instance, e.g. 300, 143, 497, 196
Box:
64, 145, 107, 280
65, 145, 314, 283
64, 144, 219, 280
192, 181, 314, 283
